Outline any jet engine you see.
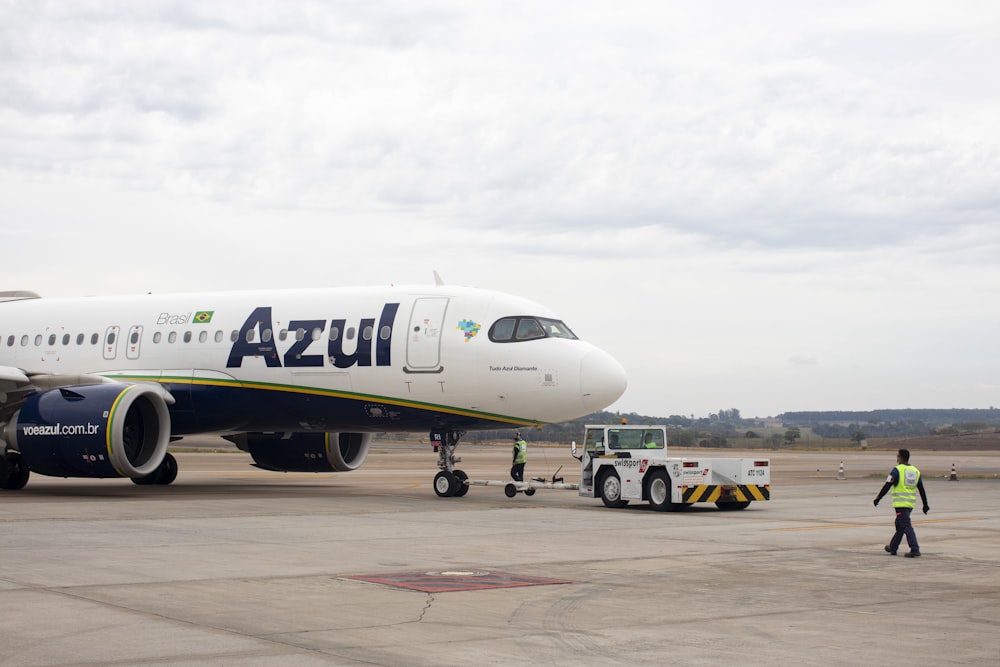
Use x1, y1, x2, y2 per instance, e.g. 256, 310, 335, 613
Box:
227, 431, 372, 472
2, 383, 171, 478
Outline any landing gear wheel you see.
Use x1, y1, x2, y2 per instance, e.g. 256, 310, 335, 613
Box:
452, 469, 469, 497
716, 501, 751, 511
647, 469, 674, 511
132, 453, 178, 486
504, 483, 517, 498
434, 470, 458, 497
599, 470, 629, 508
1, 456, 30, 490
157, 453, 178, 485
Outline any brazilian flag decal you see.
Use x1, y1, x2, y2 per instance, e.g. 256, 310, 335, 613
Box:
193, 311, 214, 324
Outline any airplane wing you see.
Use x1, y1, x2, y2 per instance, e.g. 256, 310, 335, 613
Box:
0, 367, 149, 420
0, 365, 31, 389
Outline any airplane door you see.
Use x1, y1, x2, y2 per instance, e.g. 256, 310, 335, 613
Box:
103, 326, 120, 361
405, 297, 449, 371
126, 325, 143, 360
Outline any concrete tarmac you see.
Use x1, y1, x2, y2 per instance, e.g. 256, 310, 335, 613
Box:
2, 442, 999, 666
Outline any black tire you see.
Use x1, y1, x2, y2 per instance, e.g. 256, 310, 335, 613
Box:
1, 457, 30, 490
434, 470, 458, 497
132, 455, 172, 486
716, 501, 751, 511
647, 469, 674, 511
452, 469, 469, 497
524, 488, 536, 496
504, 483, 517, 498
598, 470, 629, 508
156, 453, 178, 485
132, 469, 160, 485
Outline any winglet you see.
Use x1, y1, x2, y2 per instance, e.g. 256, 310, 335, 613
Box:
433, 271, 445, 286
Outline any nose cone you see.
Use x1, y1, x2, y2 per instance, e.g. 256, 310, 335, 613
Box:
580, 347, 628, 413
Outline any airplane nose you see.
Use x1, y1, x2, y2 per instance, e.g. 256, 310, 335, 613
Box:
580, 347, 628, 413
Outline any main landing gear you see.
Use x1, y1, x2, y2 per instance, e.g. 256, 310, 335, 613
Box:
0, 452, 30, 490
432, 430, 469, 497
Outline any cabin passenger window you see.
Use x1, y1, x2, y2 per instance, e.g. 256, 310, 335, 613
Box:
6, 335, 13, 346
231, 330, 238, 342
362, 326, 373, 341
346, 327, 356, 340
295, 328, 305, 341
62, 334, 70, 345
21, 335, 29, 346
311, 327, 322, 341
153, 332, 162, 343
329, 326, 340, 341
168, 332, 177, 344
90, 333, 99, 345
130, 331, 139, 344
183, 331, 192, 343
199, 330, 208, 343
48, 334, 56, 346
76, 333, 84, 345
215, 330, 223, 343
35, 334, 43, 346
262, 329, 272, 343
278, 329, 288, 342
379, 325, 391, 340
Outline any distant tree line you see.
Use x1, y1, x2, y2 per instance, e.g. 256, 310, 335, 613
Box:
444, 407, 1000, 448
780, 408, 1000, 427
780, 408, 1000, 440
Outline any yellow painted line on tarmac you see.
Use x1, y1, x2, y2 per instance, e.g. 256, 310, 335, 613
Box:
773, 517, 982, 532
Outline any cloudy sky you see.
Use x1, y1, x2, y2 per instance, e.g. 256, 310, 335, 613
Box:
2, 1, 998, 419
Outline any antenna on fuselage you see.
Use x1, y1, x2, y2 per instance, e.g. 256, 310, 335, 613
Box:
433, 271, 445, 286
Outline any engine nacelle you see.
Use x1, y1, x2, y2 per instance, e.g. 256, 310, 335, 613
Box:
228, 431, 372, 472
2, 383, 171, 479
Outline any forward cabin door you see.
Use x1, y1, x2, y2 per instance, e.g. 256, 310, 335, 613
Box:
405, 297, 449, 372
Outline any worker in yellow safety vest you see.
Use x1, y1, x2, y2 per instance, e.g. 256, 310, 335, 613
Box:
873, 448, 930, 557
511, 433, 528, 482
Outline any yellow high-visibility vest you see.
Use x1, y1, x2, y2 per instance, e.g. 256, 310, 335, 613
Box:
892, 464, 920, 508
513, 439, 527, 464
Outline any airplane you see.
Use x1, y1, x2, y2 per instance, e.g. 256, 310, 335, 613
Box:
0, 281, 627, 496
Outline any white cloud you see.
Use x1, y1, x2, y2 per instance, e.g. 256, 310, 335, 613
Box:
1, 0, 998, 417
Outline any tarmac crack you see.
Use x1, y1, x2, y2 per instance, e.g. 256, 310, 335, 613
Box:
416, 593, 435, 622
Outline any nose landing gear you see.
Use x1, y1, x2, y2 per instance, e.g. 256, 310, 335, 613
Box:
431, 430, 469, 497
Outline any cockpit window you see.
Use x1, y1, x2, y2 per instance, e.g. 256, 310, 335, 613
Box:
516, 318, 544, 340
488, 316, 578, 343
492, 318, 516, 341
541, 318, 576, 339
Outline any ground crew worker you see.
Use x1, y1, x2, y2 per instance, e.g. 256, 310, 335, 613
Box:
511, 433, 527, 482
873, 448, 929, 557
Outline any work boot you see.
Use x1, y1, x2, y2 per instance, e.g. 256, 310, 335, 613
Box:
904, 551, 921, 558
884, 545, 896, 555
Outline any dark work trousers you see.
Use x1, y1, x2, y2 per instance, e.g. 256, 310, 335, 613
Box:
511, 463, 525, 482
889, 506, 919, 552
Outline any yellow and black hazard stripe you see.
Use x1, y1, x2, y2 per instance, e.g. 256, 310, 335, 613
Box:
682, 484, 770, 504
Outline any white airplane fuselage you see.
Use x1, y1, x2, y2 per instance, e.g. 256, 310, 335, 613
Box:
0, 285, 627, 490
